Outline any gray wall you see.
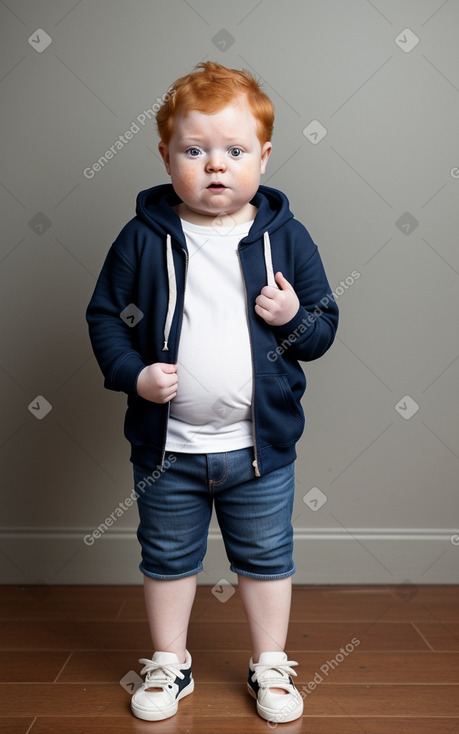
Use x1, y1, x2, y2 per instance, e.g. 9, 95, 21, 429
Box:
1, 0, 458, 586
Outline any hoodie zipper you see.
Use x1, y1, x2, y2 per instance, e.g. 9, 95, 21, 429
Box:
160, 246, 189, 468
237, 249, 260, 477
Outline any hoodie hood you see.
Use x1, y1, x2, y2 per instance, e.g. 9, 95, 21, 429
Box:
135, 183, 294, 243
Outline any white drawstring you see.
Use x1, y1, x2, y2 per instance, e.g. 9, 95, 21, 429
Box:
163, 234, 177, 351
263, 231, 276, 287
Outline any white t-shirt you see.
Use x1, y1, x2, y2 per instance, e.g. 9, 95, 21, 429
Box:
165, 219, 254, 453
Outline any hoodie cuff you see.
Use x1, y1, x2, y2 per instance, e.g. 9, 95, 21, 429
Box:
271, 306, 312, 342
106, 353, 146, 395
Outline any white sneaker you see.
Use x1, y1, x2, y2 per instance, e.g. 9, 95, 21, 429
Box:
131, 650, 194, 721
247, 651, 304, 723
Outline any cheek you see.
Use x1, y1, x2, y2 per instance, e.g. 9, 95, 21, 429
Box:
238, 171, 254, 186
236, 165, 261, 191
171, 164, 197, 192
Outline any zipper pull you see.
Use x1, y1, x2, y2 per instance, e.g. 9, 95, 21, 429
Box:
252, 459, 261, 477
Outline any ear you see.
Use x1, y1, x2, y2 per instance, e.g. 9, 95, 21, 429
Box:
260, 142, 272, 174
158, 141, 171, 175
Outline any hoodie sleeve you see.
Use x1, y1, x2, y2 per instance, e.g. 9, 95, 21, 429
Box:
86, 240, 146, 395
271, 226, 339, 362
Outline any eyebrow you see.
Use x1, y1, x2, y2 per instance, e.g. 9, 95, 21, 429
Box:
180, 136, 250, 144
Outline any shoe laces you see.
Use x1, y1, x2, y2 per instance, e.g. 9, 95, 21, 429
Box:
138, 657, 185, 687
251, 658, 298, 686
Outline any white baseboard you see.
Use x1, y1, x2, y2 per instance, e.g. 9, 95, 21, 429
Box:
1, 527, 458, 585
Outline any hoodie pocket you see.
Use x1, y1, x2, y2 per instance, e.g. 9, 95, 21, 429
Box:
124, 396, 165, 448
255, 373, 304, 448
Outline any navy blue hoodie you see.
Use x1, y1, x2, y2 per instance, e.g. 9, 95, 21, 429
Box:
86, 183, 338, 476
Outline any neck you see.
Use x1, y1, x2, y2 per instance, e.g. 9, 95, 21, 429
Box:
175, 202, 257, 227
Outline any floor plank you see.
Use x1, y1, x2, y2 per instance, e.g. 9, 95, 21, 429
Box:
285, 621, 429, 651
289, 585, 459, 623
0, 651, 70, 682
297, 650, 459, 684
0, 620, 153, 651
300, 683, 459, 717
0, 585, 141, 621
414, 623, 459, 651
0, 719, 36, 734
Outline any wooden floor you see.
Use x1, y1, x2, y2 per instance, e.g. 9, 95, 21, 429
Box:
0, 584, 458, 733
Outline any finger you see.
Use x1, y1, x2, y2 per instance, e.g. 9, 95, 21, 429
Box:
260, 285, 279, 299
158, 371, 178, 390
255, 294, 275, 312
162, 381, 178, 397
274, 271, 294, 291
254, 302, 274, 323
161, 363, 178, 373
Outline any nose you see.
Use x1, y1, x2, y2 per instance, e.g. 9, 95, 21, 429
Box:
205, 153, 226, 172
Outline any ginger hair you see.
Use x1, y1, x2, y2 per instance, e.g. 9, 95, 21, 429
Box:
156, 61, 274, 146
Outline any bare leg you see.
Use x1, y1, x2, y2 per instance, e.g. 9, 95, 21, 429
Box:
238, 575, 292, 694
238, 575, 292, 659
143, 574, 198, 664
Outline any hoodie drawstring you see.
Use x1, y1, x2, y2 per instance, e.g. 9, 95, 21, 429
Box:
161, 230, 276, 351
263, 231, 276, 287
162, 234, 177, 351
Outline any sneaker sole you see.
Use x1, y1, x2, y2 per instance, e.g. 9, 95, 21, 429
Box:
247, 683, 303, 723
131, 679, 194, 721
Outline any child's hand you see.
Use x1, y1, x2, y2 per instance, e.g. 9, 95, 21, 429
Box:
136, 363, 178, 403
254, 272, 300, 326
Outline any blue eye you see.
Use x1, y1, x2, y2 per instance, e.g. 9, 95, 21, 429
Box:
229, 147, 243, 157
187, 148, 201, 157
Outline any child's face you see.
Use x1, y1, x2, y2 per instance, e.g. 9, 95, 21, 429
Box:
159, 95, 272, 224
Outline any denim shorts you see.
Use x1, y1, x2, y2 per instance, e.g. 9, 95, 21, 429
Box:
133, 447, 296, 581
